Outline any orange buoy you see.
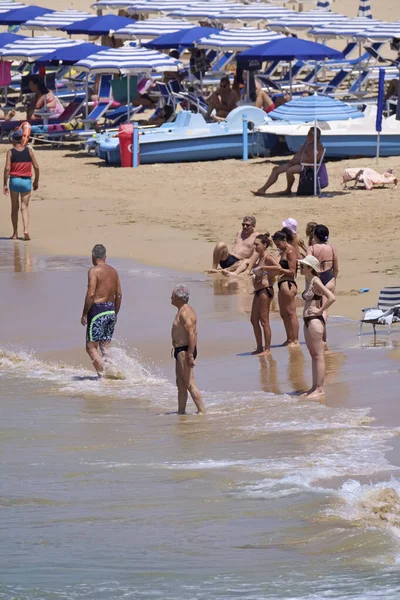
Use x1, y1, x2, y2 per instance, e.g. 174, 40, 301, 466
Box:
16, 121, 31, 147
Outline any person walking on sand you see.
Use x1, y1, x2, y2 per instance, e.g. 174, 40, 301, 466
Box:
3, 130, 39, 241
298, 255, 335, 399
251, 128, 324, 197
272, 231, 299, 347
81, 245, 122, 377
171, 285, 205, 415
250, 233, 281, 355
207, 215, 259, 274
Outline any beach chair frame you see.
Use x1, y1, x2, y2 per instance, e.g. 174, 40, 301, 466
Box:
359, 287, 400, 337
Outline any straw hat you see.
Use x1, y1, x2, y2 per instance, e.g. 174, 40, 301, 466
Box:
298, 255, 321, 273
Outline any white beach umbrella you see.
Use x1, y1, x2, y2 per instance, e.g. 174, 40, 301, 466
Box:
23, 10, 95, 31
75, 45, 182, 73
168, 2, 237, 19
115, 17, 195, 39
196, 27, 285, 50
0, 36, 84, 60
352, 21, 400, 41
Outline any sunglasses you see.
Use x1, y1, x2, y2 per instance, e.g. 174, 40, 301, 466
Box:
242, 223, 252, 227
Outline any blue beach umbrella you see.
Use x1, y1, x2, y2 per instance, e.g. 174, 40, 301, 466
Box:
75, 45, 182, 74
61, 15, 135, 36
237, 37, 342, 70
0, 5, 52, 25
146, 26, 219, 49
0, 2, 26, 13
196, 27, 285, 51
36, 43, 108, 66
0, 36, 84, 61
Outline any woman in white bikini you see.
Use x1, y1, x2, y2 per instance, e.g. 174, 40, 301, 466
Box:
298, 255, 335, 399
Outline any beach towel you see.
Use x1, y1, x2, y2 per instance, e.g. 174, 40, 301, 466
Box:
342, 167, 398, 190
363, 305, 400, 327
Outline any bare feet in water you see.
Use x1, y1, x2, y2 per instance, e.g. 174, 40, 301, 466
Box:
251, 348, 271, 356
301, 387, 325, 399
23, 233, 31, 241
11, 233, 18, 240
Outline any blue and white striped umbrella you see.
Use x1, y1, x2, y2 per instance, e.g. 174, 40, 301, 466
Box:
168, 2, 237, 19
0, 2, 26, 13
115, 17, 194, 39
310, 17, 382, 39
196, 27, 285, 50
358, 0, 372, 19
216, 5, 296, 22
0, 36, 83, 60
353, 21, 400, 41
316, 0, 331, 9
75, 46, 182, 74
92, 1, 137, 7
23, 10, 95, 31
127, 1, 196, 13
269, 10, 347, 32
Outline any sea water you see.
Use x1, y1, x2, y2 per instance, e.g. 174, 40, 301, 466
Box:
1, 242, 400, 599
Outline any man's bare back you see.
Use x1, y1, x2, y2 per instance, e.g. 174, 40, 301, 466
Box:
90, 263, 120, 303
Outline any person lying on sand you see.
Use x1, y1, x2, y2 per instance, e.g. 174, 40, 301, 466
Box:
251, 127, 324, 197
207, 215, 259, 274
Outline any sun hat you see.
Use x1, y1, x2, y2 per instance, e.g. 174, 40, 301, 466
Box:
282, 218, 298, 234
299, 255, 321, 273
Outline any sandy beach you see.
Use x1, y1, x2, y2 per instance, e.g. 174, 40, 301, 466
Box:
0, 0, 399, 324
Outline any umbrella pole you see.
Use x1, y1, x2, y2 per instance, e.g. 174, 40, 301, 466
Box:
289, 61, 293, 100
313, 119, 317, 197
85, 72, 89, 119
376, 131, 380, 165
127, 73, 131, 122
358, 40, 362, 91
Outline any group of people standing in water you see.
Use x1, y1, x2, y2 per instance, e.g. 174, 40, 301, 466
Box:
208, 216, 338, 400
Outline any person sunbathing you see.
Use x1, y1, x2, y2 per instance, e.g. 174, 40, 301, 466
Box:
207, 215, 259, 274
206, 76, 239, 121
251, 127, 324, 197
26, 76, 63, 122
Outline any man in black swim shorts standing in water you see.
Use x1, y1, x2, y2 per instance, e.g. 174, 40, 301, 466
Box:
171, 285, 205, 415
81, 244, 122, 376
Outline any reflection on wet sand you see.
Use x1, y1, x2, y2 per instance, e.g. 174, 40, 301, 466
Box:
212, 276, 253, 316
258, 354, 280, 395
287, 347, 308, 394
13, 242, 32, 273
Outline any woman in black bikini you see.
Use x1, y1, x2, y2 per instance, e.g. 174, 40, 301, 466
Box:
307, 224, 338, 339
272, 231, 299, 347
298, 255, 335, 399
250, 233, 281, 355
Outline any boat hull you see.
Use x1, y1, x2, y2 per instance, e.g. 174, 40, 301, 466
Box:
285, 133, 400, 158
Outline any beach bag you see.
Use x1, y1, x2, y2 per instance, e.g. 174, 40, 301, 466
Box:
318, 163, 329, 190
297, 167, 315, 196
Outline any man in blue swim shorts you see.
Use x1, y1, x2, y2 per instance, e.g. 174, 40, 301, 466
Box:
81, 244, 122, 376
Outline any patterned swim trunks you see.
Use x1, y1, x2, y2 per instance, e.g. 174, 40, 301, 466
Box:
86, 302, 116, 343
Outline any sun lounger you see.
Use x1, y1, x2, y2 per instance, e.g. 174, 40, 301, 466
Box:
359, 287, 400, 336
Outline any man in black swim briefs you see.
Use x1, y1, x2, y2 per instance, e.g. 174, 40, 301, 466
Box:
81, 244, 122, 376
171, 285, 205, 415
207, 215, 259, 274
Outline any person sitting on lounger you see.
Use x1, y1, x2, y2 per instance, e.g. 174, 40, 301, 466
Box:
251, 127, 324, 197
26, 76, 64, 122
206, 76, 239, 121
207, 215, 259, 274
